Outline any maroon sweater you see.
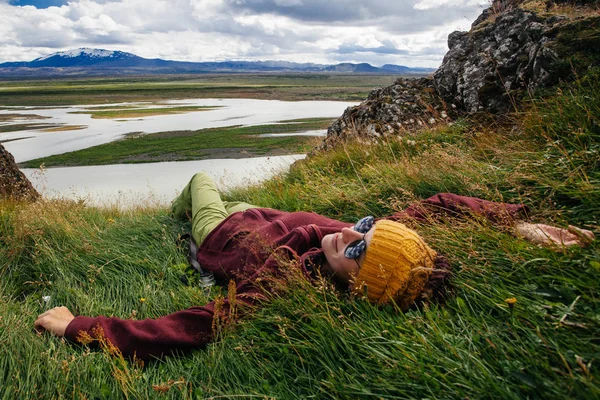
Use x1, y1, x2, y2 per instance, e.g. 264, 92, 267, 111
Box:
64, 194, 527, 360
65, 208, 351, 360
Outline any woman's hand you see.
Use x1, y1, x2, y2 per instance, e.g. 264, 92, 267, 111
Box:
34, 306, 75, 337
514, 221, 595, 248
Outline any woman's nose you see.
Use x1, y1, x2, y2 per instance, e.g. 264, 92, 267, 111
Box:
341, 227, 362, 242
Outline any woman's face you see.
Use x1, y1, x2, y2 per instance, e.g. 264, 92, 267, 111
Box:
321, 227, 375, 287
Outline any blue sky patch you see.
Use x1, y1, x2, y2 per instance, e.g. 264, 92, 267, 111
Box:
9, 0, 69, 8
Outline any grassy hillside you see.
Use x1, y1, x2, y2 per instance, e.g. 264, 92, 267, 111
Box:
1, 69, 598, 399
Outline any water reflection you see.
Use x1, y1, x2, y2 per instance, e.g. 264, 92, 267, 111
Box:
1, 98, 354, 162
7, 98, 351, 208
258, 130, 326, 138
23, 155, 305, 208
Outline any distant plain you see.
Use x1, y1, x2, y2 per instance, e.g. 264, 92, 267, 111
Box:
0, 73, 401, 106
0, 74, 401, 166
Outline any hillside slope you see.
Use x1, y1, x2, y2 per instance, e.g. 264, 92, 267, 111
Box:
0, 1, 598, 398
1, 67, 598, 398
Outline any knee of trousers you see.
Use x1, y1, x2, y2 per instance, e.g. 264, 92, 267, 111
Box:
191, 172, 210, 182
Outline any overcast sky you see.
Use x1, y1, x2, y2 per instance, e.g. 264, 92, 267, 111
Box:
0, 0, 489, 67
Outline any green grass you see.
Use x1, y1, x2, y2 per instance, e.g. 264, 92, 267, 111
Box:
20, 119, 333, 167
1, 71, 599, 399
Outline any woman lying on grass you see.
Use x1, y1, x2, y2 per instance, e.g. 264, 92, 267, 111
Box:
34, 172, 595, 360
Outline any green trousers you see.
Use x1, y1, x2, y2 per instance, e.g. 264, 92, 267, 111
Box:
172, 172, 257, 245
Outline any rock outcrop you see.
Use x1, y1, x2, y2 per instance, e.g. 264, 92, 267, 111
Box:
434, 9, 552, 113
0, 144, 39, 202
434, 1, 599, 113
316, 77, 458, 152
316, 0, 600, 150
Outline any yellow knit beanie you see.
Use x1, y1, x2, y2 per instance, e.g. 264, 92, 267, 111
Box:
352, 220, 437, 310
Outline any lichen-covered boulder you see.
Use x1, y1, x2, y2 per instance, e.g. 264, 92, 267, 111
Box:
435, 8, 554, 113
315, 0, 599, 151
434, 0, 600, 113
314, 77, 458, 152
0, 144, 39, 202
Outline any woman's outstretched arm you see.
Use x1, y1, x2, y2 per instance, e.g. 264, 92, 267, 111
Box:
513, 222, 595, 248
34, 280, 264, 361
390, 193, 595, 248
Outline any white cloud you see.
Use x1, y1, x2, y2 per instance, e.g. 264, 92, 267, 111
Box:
414, 0, 486, 11
74, 14, 122, 36
0, 0, 490, 67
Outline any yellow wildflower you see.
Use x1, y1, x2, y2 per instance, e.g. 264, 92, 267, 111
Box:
505, 297, 517, 310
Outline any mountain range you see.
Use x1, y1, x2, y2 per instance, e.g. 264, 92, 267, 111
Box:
0, 48, 435, 76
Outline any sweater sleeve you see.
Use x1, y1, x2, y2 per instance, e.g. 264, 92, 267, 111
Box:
64, 227, 319, 361
64, 280, 264, 361
388, 193, 529, 224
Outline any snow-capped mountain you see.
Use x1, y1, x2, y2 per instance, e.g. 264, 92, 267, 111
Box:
1, 48, 164, 69
4, 48, 156, 68
0, 48, 435, 76
34, 48, 134, 61
32, 47, 139, 64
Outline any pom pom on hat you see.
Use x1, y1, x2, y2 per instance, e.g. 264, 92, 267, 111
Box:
352, 220, 437, 310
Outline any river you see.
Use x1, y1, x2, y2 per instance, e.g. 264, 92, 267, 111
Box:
22, 155, 306, 208
1, 98, 354, 162
2, 98, 355, 207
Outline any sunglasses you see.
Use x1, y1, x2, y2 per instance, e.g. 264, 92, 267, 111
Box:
344, 216, 374, 259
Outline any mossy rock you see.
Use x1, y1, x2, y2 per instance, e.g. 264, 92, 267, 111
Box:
0, 144, 39, 202
550, 0, 598, 5
548, 16, 600, 81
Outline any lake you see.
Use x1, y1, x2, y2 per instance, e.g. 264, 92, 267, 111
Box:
4, 98, 355, 206
1, 98, 355, 162
22, 155, 306, 208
